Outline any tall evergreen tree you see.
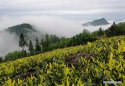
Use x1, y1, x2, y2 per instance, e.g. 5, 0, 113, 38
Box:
19, 33, 27, 51
41, 34, 49, 52
35, 38, 41, 54
19, 33, 27, 57
105, 22, 117, 36
98, 27, 104, 36
45, 33, 49, 47
28, 40, 34, 55
0, 57, 3, 62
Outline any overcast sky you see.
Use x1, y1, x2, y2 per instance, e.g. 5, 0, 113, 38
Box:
0, 0, 125, 19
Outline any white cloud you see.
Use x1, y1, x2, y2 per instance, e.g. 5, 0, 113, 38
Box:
0, 15, 111, 37
0, 15, 83, 56
0, 15, 84, 37
0, 31, 20, 57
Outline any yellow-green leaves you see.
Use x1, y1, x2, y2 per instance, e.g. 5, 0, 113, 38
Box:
104, 70, 110, 76
1, 36, 125, 85
64, 66, 70, 76
118, 40, 125, 53
3, 78, 15, 86
87, 42, 92, 48
66, 77, 70, 86
77, 79, 84, 86
108, 53, 115, 71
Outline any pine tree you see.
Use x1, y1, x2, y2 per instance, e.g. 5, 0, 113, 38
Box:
105, 22, 117, 36
19, 33, 27, 57
41, 34, 49, 52
28, 40, 34, 55
19, 33, 27, 50
98, 27, 104, 36
45, 34, 49, 47
0, 57, 3, 62
35, 38, 41, 54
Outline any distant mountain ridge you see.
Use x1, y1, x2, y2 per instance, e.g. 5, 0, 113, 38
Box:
83, 18, 109, 26
5, 23, 37, 36
4, 23, 44, 40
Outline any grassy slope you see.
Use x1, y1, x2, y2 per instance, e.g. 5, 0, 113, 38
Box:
1, 36, 125, 85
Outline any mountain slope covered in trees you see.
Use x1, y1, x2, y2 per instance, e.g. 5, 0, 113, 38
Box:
5, 23, 36, 35
0, 35, 125, 85
1, 21, 125, 62
0, 22, 125, 85
4, 23, 44, 40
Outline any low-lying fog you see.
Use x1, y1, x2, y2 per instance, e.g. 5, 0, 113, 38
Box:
0, 31, 20, 57
0, 15, 114, 57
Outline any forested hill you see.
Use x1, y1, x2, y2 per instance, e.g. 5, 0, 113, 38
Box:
0, 22, 125, 85
1, 21, 125, 62
4, 23, 43, 40
0, 36, 125, 85
5, 23, 36, 36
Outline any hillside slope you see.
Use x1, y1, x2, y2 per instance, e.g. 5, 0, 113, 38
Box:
0, 36, 125, 85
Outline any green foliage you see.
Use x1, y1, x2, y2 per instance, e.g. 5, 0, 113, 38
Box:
42, 22, 125, 53
0, 57, 3, 62
97, 27, 104, 36
35, 38, 41, 54
6, 23, 35, 37
41, 34, 50, 52
19, 33, 27, 50
105, 22, 125, 37
43, 29, 96, 52
2, 22, 125, 85
4, 51, 23, 61
1, 36, 125, 85
28, 40, 34, 55
116, 22, 125, 35
41, 34, 60, 52
105, 22, 117, 36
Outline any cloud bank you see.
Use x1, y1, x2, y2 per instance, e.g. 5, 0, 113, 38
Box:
0, 31, 20, 57
0, 15, 111, 37
0, 15, 112, 56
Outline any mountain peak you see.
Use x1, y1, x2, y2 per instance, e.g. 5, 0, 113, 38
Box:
4, 23, 44, 40
83, 18, 109, 26
5, 23, 37, 36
